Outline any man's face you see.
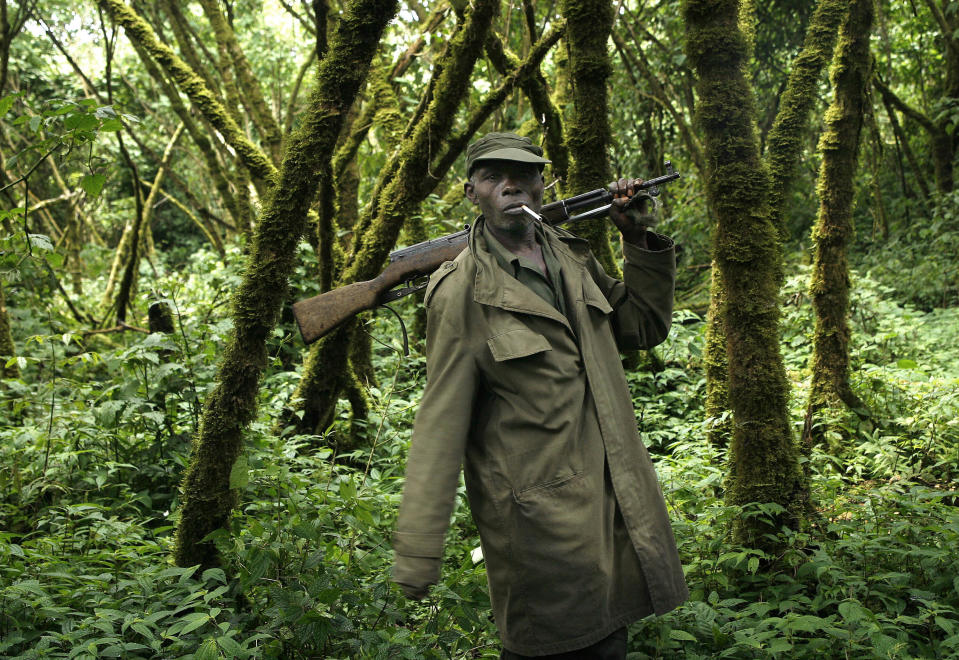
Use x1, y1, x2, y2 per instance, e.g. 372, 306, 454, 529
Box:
464, 160, 545, 237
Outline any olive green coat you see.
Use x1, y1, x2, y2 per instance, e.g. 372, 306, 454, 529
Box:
393, 219, 688, 655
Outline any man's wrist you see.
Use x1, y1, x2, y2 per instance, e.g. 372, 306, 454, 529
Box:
622, 228, 648, 249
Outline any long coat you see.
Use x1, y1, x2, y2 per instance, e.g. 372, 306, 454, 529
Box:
393, 219, 688, 656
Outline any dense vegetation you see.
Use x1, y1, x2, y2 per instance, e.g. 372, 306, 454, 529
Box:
2, 0, 959, 658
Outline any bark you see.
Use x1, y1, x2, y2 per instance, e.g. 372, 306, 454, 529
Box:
703, 262, 730, 450
287, 0, 501, 437
561, 0, 617, 275
766, 0, 847, 237
173, 0, 397, 570
684, 0, 803, 548
611, 27, 706, 177
160, 0, 223, 103
873, 76, 954, 194
802, 0, 874, 449
879, 90, 931, 204
96, 0, 278, 185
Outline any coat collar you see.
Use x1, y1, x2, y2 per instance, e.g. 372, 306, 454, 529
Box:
469, 217, 582, 331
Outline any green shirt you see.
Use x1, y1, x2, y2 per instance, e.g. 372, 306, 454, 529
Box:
483, 222, 568, 315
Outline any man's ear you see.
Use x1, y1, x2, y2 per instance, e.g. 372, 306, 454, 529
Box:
463, 180, 477, 205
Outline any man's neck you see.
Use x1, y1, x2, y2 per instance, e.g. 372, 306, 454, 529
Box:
485, 219, 547, 276
485, 219, 538, 257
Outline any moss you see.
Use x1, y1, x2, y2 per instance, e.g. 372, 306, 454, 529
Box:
97, 0, 278, 185
173, 0, 398, 570
766, 0, 846, 239
683, 0, 804, 548
129, 38, 243, 229
703, 262, 730, 451
804, 0, 874, 446
560, 0, 616, 274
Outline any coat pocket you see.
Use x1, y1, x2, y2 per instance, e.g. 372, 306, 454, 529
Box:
582, 276, 613, 315
487, 327, 551, 362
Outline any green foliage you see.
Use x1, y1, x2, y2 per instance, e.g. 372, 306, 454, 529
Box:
2, 242, 959, 659
855, 190, 959, 310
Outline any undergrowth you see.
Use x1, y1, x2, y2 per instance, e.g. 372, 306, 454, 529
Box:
1, 242, 958, 659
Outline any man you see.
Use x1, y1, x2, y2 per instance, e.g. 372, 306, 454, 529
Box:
392, 132, 688, 658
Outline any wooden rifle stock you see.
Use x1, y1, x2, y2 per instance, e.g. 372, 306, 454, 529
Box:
292, 164, 680, 344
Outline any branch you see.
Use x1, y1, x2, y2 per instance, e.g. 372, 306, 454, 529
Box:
433, 19, 566, 187
873, 75, 936, 134
96, 0, 278, 183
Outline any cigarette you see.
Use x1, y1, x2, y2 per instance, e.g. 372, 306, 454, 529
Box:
520, 205, 543, 222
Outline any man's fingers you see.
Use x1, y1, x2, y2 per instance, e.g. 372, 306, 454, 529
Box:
608, 177, 646, 198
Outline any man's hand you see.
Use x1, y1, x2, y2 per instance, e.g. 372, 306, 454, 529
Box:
608, 177, 651, 248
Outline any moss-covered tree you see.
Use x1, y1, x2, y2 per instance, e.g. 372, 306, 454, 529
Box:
171, 0, 398, 570
560, 0, 617, 274
95, 0, 278, 187
803, 0, 874, 448
683, 0, 804, 546
703, 0, 847, 450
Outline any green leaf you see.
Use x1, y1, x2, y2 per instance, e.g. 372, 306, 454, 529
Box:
28, 115, 41, 132
80, 173, 107, 198
178, 611, 210, 635
229, 454, 249, 489
839, 600, 867, 623
669, 629, 698, 642
194, 638, 220, 660
131, 622, 155, 640
64, 112, 98, 132
787, 615, 826, 633
768, 638, 792, 654
45, 251, 64, 269
100, 118, 123, 132
0, 93, 17, 119
896, 358, 918, 369
215, 635, 244, 657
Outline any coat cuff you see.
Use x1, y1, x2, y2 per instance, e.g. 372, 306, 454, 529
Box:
393, 530, 445, 558
393, 554, 441, 590
623, 231, 674, 256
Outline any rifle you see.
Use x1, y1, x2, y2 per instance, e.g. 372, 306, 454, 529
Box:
292, 163, 680, 345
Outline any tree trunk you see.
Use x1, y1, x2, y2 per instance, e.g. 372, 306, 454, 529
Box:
704, 0, 846, 452
172, 0, 398, 570
766, 0, 847, 237
684, 0, 804, 549
803, 0, 874, 449
111, 124, 183, 323
703, 262, 730, 451
196, 0, 284, 165
284, 0, 503, 437
560, 0, 617, 275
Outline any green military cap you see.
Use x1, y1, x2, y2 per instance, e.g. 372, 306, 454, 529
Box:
465, 132, 551, 177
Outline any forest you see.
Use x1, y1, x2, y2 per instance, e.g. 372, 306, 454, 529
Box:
1, 0, 958, 657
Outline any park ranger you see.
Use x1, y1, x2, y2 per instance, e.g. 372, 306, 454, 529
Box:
392, 132, 688, 659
